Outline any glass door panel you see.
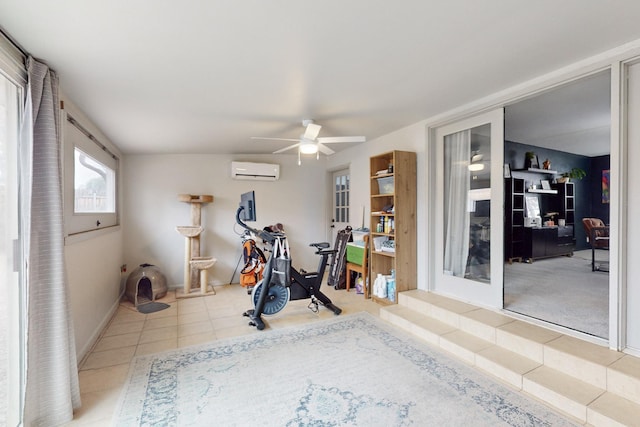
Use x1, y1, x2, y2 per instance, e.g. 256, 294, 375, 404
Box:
434, 109, 504, 308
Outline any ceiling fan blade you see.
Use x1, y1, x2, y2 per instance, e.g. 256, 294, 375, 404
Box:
317, 143, 335, 155
273, 142, 301, 154
251, 137, 299, 142
317, 136, 366, 144
303, 123, 322, 140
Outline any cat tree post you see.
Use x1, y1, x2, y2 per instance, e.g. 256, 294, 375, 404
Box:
176, 226, 202, 295
176, 194, 215, 298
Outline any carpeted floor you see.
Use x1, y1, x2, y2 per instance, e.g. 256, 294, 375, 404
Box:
504, 252, 608, 338
113, 313, 577, 426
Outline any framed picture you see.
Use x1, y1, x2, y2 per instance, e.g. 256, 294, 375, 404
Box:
602, 169, 610, 204
503, 163, 511, 178
525, 195, 541, 218
526, 154, 539, 169
540, 180, 551, 190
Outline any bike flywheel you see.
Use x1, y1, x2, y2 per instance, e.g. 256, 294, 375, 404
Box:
251, 281, 290, 315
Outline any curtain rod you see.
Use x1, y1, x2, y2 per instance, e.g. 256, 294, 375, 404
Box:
0, 26, 29, 59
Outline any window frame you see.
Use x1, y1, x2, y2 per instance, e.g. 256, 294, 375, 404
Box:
0, 30, 27, 427
62, 108, 120, 236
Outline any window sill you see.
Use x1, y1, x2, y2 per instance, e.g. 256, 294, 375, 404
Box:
65, 224, 121, 246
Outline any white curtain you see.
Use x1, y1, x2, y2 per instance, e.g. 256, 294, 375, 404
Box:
21, 56, 81, 427
443, 129, 471, 277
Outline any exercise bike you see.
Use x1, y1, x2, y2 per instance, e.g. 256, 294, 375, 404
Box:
235, 192, 342, 330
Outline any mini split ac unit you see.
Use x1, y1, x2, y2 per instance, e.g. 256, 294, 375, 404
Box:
230, 161, 280, 181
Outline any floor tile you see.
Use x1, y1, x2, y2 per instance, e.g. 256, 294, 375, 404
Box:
178, 320, 214, 337
178, 332, 217, 348
92, 332, 140, 353
177, 297, 207, 314
66, 387, 121, 426
139, 325, 178, 344
144, 315, 178, 330
82, 346, 136, 370
135, 338, 178, 356
178, 310, 209, 325
102, 320, 144, 337
78, 364, 130, 393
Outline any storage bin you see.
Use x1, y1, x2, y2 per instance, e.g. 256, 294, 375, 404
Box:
372, 236, 387, 251
346, 242, 365, 265
376, 176, 394, 194
351, 230, 368, 242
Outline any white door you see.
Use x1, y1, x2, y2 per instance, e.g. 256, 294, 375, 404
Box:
433, 109, 504, 308
331, 169, 350, 243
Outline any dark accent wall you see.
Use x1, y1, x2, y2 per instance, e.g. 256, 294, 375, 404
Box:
590, 155, 610, 224
505, 141, 609, 251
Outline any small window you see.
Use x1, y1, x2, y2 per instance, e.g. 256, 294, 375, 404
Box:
74, 147, 116, 213
64, 112, 119, 235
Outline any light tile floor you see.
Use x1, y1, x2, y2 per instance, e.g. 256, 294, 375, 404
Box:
66, 284, 379, 426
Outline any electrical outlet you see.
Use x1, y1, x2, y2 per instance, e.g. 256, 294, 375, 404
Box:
120, 264, 127, 274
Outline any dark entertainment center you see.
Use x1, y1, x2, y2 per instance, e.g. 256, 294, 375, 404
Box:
505, 171, 576, 263
504, 140, 610, 263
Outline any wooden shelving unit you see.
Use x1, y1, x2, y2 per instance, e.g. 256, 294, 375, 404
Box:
369, 150, 416, 304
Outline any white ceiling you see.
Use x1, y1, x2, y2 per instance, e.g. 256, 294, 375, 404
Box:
505, 71, 611, 157
1, 1, 639, 155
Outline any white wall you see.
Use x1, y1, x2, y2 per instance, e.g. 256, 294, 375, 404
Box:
60, 95, 125, 361
65, 230, 123, 358
122, 154, 328, 288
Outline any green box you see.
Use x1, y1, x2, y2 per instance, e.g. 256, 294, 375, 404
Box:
346, 243, 365, 265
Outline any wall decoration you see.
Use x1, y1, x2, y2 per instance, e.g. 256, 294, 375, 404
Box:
602, 169, 610, 204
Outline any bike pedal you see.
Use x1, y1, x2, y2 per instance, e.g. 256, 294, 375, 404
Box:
308, 301, 319, 313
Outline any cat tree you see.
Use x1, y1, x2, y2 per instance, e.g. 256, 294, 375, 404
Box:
176, 194, 216, 298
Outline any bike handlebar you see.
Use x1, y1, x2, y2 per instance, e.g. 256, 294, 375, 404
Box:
236, 206, 282, 244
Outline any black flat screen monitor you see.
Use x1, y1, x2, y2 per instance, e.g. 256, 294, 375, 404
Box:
239, 191, 256, 222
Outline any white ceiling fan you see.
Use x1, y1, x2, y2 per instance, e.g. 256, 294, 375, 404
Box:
251, 119, 366, 164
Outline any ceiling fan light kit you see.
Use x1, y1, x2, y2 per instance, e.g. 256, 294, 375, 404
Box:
299, 140, 319, 154
252, 119, 366, 163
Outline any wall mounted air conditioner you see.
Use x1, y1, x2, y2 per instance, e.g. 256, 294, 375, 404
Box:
230, 161, 280, 181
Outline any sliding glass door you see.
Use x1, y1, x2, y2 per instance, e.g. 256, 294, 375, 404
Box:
0, 70, 23, 426
433, 109, 504, 308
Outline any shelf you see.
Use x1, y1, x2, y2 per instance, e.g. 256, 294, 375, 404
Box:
371, 232, 394, 237
369, 150, 416, 305
514, 168, 558, 174
527, 189, 558, 194
371, 295, 394, 306
372, 250, 395, 257
372, 172, 394, 178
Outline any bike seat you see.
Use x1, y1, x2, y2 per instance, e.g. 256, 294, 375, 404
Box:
309, 242, 330, 249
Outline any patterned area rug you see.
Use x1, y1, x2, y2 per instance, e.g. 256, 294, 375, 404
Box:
113, 313, 576, 426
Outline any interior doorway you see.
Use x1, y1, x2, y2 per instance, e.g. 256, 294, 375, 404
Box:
331, 169, 350, 244
502, 70, 611, 339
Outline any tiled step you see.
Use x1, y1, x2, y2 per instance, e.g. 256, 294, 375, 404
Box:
523, 365, 604, 422
382, 290, 640, 425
